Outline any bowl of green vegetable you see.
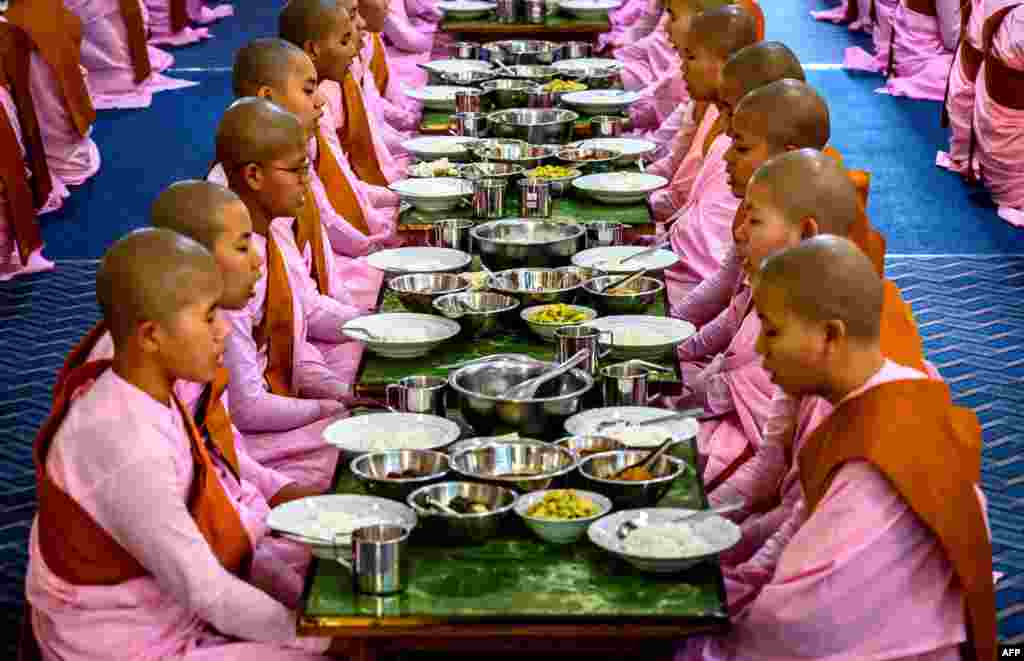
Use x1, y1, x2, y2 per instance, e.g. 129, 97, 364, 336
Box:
524, 165, 582, 198
520, 303, 597, 342
514, 489, 612, 544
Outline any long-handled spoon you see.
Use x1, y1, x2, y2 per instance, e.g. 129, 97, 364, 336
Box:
596, 268, 646, 293
610, 433, 675, 479
594, 408, 705, 433
616, 501, 745, 540
501, 349, 589, 399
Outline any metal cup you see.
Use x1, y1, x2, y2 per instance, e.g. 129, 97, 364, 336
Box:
591, 115, 624, 138
524, 0, 545, 23
455, 89, 485, 113
452, 41, 481, 59
386, 375, 448, 416
431, 219, 475, 252
586, 221, 625, 248
518, 178, 552, 218
473, 178, 507, 219
450, 111, 489, 137
601, 361, 650, 407
495, 0, 520, 23
558, 41, 592, 60
527, 87, 555, 108
555, 326, 614, 375
335, 524, 411, 595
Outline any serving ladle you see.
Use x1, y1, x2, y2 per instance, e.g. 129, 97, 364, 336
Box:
501, 349, 589, 399
594, 408, 705, 434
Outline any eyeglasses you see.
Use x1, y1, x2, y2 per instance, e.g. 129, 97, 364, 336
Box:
265, 162, 313, 182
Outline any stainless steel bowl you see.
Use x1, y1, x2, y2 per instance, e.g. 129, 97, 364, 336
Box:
503, 64, 560, 82
488, 266, 584, 305
577, 449, 686, 508
488, 108, 579, 144
556, 41, 593, 60
557, 146, 623, 172
440, 69, 498, 88
472, 220, 586, 270
480, 79, 534, 109
581, 275, 665, 315
449, 357, 595, 435
472, 139, 562, 168
553, 434, 626, 462
407, 481, 519, 543
350, 450, 450, 501
554, 264, 596, 282
388, 273, 470, 314
484, 40, 559, 65
460, 161, 526, 183
450, 443, 577, 493
432, 291, 520, 338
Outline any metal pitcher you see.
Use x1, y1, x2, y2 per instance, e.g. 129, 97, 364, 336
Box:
473, 178, 507, 219
431, 219, 475, 252
449, 111, 489, 137
524, 0, 545, 23
495, 0, 520, 23
591, 115, 624, 138
335, 524, 411, 595
555, 326, 614, 375
386, 374, 448, 416
586, 221, 624, 248
452, 41, 480, 59
455, 89, 485, 114
518, 178, 552, 218
600, 361, 671, 407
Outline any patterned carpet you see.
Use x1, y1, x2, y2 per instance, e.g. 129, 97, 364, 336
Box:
1, 256, 1023, 653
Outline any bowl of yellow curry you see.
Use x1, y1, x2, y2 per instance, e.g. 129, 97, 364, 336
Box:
514, 489, 612, 544
521, 303, 597, 342
524, 164, 582, 198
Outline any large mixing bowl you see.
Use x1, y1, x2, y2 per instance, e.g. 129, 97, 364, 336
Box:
472, 219, 586, 270
388, 273, 470, 314
501, 65, 561, 83
488, 267, 584, 306
577, 450, 686, 509
581, 275, 664, 315
450, 442, 577, 493
407, 481, 519, 543
471, 139, 561, 168
480, 79, 535, 109
483, 40, 560, 65
488, 108, 580, 145
449, 357, 594, 436
432, 291, 520, 338
350, 450, 451, 501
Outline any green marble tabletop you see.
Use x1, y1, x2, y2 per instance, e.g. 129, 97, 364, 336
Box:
418, 108, 628, 136
301, 438, 728, 627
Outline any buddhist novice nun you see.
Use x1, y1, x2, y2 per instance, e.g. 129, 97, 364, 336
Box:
843, 0, 901, 72
670, 41, 804, 326
0, 25, 55, 280
973, 2, 1024, 227
678, 235, 995, 661
279, 0, 407, 187
23, 229, 348, 661
63, 0, 197, 110
671, 82, 831, 489
875, 0, 961, 100
4, 0, 100, 212
209, 98, 368, 490
655, 6, 758, 304
357, 0, 421, 129
378, 0, 433, 88
618, 5, 680, 92
232, 38, 395, 304
937, 0, 985, 178
146, 0, 234, 47
600, 0, 662, 52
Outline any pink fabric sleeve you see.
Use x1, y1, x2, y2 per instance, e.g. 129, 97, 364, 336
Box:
708, 402, 790, 512
223, 308, 327, 433
676, 283, 748, 361
85, 449, 307, 646
616, 8, 666, 48
282, 234, 363, 345
234, 430, 297, 501
936, 0, 961, 52
670, 247, 741, 325
291, 337, 352, 401
383, 1, 434, 54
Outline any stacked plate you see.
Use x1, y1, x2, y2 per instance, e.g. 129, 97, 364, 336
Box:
342, 313, 462, 358
567, 138, 657, 162
402, 136, 481, 162
388, 177, 473, 212
437, 0, 497, 18
404, 85, 472, 111
571, 172, 668, 204
368, 247, 473, 275
561, 89, 641, 115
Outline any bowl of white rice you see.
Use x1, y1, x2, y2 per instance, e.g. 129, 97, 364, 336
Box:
323, 412, 463, 460
587, 507, 742, 573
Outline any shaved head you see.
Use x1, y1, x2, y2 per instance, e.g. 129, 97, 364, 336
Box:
360, 0, 389, 32
748, 148, 860, 236
151, 181, 244, 249
233, 38, 308, 97
688, 5, 759, 59
733, 79, 830, 150
720, 41, 805, 113
279, 0, 342, 46
758, 235, 883, 341
97, 229, 221, 347
215, 97, 306, 171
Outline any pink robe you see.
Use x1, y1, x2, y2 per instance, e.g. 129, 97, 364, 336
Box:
360, 33, 421, 129
317, 79, 409, 185
649, 104, 719, 222
599, 0, 660, 51
25, 369, 331, 661
936, 0, 985, 177
145, 0, 233, 45
0, 86, 55, 281
617, 15, 679, 92
629, 73, 689, 135
382, 0, 439, 77
974, 4, 1024, 227
844, 0, 900, 72
877, 0, 960, 101
811, 0, 873, 32
65, 0, 198, 110
646, 102, 698, 178
352, 55, 415, 160
669, 246, 743, 326
679, 361, 971, 661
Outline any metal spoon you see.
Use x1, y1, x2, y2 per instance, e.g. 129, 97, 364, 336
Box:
426, 496, 461, 516
616, 241, 669, 267
616, 501, 745, 540
268, 526, 334, 546
594, 408, 705, 433
610, 433, 675, 479
437, 353, 541, 370
345, 326, 384, 341
501, 349, 589, 399
596, 268, 646, 293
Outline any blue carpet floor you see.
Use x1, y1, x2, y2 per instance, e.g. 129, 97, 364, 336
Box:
1, 0, 1023, 654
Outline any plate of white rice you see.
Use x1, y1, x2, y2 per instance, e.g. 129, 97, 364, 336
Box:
323, 412, 462, 456
587, 507, 741, 573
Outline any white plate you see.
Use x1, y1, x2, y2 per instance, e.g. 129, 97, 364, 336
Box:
568, 138, 657, 161
561, 89, 640, 114
573, 245, 678, 274
564, 405, 699, 442
402, 136, 480, 161
588, 508, 741, 573
343, 312, 462, 358
367, 247, 472, 274
388, 177, 473, 211
323, 412, 462, 454
572, 172, 667, 203
578, 314, 696, 359
559, 0, 623, 17
422, 59, 494, 75
438, 0, 497, 16
552, 58, 624, 75
267, 495, 418, 559
403, 85, 470, 110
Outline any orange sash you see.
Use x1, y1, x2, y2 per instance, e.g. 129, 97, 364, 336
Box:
253, 237, 297, 396
315, 127, 371, 236
799, 379, 993, 661
293, 182, 332, 296
369, 33, 389, 95
337, 72, 389, 187
35, 360, 253, 587
0, 48, 43, 262
170, 0, 189, 33
5, 0, 96, 138
117, 0, 153, 85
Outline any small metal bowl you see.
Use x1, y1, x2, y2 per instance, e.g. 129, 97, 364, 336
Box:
350, 450, 450, 501
440, 69, 498, 88
553, 434, 627, 464
460, 161, 526, 183
484, 40, 560, 65
489, 267, 584, 306
432, 291, 520, 338
520, 303, 598, 342
557, 147, 623, 173
388, 273, 470, 314
489, 108, 580, 145
503, 64, 561, 83
407, 481, 519, 543
450, 442, 577, 493
480, 79, 535, 109
472, 139, 562, 168
581, 275, 664, 315
472, 219, 586, 271
577, 449, 686, 509
553, 265, 596, 281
